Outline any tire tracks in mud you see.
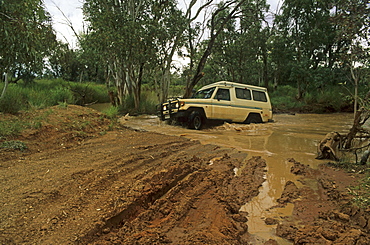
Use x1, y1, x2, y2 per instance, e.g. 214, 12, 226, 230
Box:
1, 128, 267, 244
78, 152, 267, 245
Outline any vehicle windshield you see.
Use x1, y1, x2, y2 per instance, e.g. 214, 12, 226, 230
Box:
192, 87, 215, 99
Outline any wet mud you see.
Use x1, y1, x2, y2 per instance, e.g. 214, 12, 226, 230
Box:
0, 105, 266, 244
275, 159, 370, 244
1, 106, 369, 244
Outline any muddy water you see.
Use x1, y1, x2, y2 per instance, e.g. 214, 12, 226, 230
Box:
119, 113, 353, 244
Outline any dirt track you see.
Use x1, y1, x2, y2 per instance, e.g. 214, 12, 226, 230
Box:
1, 105, 369, 244
1, 105, 267, 244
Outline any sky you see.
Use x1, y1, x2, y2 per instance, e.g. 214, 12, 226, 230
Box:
44, 0, 282, 49
44, 0, 85, 48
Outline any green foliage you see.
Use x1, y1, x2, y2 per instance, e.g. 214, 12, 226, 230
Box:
0, 79, 109, 113
270, 85, 300, 111
82, 0, 187, 106
0, 0, 56, 79
270, 85, 353, 113
103, 106, 119, 120
327, 161, 370, 208
349, 173, 370, 208
0, 119, 27, 138
0, 110, 46, 138
119, 90, 158, 115
58, 101, 68, 108
51, 87, 75, 104
68, 83, 109, 105
0, 140, 28, 151
0, 84, 27, 113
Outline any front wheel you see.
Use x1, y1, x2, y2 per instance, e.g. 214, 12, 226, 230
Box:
188, 111, 205, 130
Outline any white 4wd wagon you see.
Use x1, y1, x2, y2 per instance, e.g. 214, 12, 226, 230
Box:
158, 81, 273, 129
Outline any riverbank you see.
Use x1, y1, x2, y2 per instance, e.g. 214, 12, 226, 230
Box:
0, 105, 369, 244
0, 105, 266, 244
275, 159, 370, 244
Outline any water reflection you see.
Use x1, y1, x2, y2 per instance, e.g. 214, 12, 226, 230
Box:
117, 112, 354, 244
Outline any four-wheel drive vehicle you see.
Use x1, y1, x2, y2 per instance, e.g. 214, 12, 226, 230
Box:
158, 81, 273, 129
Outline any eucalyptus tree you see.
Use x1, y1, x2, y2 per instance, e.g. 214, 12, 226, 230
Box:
47, 41, 86, 82
83, 0, 188, 108
273, 0, 339, 99
83, 0, 151, 108
149, 0, 187, 103
204, 0, 270, 87
273, 0, 369, 100
332, 0, 370, 153
0, 0, 56, 98
332, 0, 370, 115
183, 0, 251, 98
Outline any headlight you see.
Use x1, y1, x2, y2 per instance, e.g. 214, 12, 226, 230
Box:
175, 103, 179, 108
163, 105, 167, 111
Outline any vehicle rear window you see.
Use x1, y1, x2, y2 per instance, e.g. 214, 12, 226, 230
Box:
252, 90, 267, 102
235, 88, 251, 100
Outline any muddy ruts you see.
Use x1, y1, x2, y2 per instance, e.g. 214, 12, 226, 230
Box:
77, 156, 266, 245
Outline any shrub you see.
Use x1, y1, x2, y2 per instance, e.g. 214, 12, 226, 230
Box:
270, 85, 299, 111
0, 119, 25, 138
0, 84, 26, 114
270, 84, 352, 113
69, 83, 109, 105
139, 90, 158, 114
119, 90, 158, 115
27, 89, 51, 109
50, 87, 75, 105
0, 140, 28, 151
103, 105, 119, 120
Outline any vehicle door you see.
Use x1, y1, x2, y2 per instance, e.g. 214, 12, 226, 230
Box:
232, 87, 254, 122
251, 90, 271, 121
211, 88, 231, 120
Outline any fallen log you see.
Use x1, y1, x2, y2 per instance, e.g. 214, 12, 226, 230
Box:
316, 132, 342, 161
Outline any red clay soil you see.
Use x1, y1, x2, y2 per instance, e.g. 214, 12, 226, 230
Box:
274, 159, 370, 245
0, 105, 266, 244
1, 105, 369, 244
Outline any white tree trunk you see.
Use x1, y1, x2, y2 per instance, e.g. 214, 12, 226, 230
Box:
1, 73, 9, 99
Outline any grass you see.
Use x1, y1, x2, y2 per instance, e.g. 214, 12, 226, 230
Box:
0, 140, 28, 151
103, 106, 120, 120
0, 109, 49, 139
0, 79, 110, 114
0, 119, 29, 138
327, 161, 370, 208
119, 90, 159, 115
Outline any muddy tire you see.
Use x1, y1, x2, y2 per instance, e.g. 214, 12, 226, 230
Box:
244, 113, 262, 124
166, 118, 177, 126
188, 111, 205, 130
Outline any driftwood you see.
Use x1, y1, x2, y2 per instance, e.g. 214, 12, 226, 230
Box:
317, 90, 370, 162
316, 132, 342, 161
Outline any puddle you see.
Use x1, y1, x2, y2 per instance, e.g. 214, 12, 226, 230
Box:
91, 106, 354, 244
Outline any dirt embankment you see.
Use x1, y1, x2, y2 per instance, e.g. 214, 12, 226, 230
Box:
0, 105, 267, 244
274, 159, 370, 245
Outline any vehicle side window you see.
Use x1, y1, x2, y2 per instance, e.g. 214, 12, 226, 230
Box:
192, 87, 215, 99
235, 88, 251, 100
215, 88, 230, 101
252, 90, 267, 102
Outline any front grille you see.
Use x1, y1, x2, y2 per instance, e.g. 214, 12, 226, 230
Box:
158, 100, 180, 120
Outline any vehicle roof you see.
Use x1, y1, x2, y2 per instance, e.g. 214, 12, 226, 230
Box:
199, 81, 267, 92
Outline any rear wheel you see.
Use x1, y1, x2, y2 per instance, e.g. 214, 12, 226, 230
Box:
244, 113, 262, 124
188, 111, 205, 130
